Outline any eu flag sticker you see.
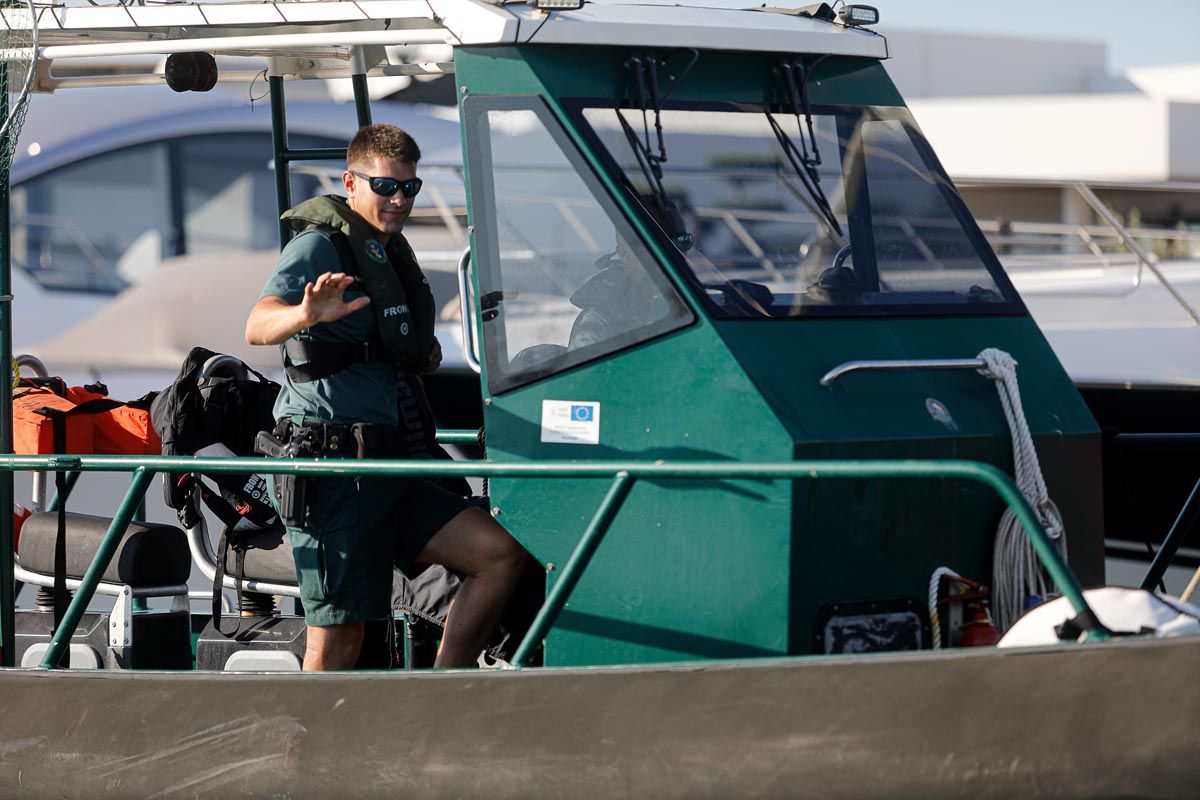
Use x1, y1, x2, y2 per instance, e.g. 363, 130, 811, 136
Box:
541, 400, 601, 444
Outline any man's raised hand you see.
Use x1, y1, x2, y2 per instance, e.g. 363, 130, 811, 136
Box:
302, 272, 371, 326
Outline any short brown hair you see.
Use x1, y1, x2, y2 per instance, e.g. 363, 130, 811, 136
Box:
347, 124, 421, 169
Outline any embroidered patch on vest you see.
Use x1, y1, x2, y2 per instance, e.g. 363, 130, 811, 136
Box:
365, 240, 387, 263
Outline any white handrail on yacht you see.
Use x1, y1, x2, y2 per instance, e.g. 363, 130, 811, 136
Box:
959, 177, 1200, 316
1072, 181, 1200, 324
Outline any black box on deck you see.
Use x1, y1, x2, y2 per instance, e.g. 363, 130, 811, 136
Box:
195, 615, 400, 671
14, 609, 192, 670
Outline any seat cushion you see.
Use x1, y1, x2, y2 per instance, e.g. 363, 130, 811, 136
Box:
19, 512, 190, 587
221, 525, 298, 585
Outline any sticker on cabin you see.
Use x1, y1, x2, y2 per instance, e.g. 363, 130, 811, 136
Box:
541, 400, 601, 445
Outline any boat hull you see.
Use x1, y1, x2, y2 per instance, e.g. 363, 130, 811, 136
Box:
0, 636, 1197, 799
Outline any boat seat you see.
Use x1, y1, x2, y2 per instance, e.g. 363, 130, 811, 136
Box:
19, 511, 190, 587
218, 524, 297, 585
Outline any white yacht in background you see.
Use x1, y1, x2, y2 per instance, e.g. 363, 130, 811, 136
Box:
11, 83, 468, 397
893, 32, 1200, 387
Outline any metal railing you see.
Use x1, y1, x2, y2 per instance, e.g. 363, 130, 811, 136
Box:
0, 451, 1110, 670
962, 179, 1200, 322
1110, 433, 1200, 592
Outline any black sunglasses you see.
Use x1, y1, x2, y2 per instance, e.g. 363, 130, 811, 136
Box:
350, 171, 423, 198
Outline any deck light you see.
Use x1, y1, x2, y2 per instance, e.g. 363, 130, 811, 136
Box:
530, 0, 585, 10
836, 4, 879, 26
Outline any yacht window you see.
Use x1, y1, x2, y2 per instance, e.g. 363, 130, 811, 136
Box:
12, 142, 171, 293
12, 133, 342, 294
465, 98, 692, 394
576, 103, 1020, 318
180, 133, 340, 255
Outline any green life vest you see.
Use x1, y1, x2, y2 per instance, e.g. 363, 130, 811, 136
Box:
280, 195, 436, 376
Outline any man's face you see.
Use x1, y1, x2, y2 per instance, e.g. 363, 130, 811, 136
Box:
342, 157, 418, 240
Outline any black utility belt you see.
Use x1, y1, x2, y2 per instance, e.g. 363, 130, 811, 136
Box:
272, 418, 400, 459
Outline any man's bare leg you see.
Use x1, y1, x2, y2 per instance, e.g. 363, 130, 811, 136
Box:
415, 507, 526, 668
304, 621, 365, 671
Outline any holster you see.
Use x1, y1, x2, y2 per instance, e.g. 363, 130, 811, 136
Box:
254, 419, 399, 526
254, 427, 309, 526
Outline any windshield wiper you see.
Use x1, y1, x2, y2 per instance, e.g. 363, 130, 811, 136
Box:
617, 104, 670, 218
618, 52, 697, 238
767, 60, 844, 240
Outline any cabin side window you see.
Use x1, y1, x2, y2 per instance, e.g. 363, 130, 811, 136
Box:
464, 98, 693, 394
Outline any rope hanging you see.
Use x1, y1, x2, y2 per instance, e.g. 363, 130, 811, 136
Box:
927, 566, 960, 650
976, 348, 1067, 633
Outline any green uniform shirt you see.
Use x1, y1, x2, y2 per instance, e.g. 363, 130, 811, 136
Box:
260, 230, 401, 426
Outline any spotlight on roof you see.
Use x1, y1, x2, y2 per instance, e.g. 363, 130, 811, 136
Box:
165, 52, 218, 93
837, 4, 879, 27
530, 0, 585, 10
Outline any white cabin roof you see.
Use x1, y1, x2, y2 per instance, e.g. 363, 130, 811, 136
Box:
11, 0, 887, 72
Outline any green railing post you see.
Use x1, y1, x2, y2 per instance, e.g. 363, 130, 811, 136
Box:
350, 69, 372, 129
269, 74, 292, 248
1112, 433, 1200, 592
1141, 476, 1200, 592
511, 472, 635, 667
0, 61, 13, 666
39, 468, 155, 669
352, 74, 373, 128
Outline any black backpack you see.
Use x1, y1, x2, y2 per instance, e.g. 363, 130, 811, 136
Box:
151, 346, 280, 529
151, 347, 282, 635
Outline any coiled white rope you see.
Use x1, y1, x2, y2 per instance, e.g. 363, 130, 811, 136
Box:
977, 348, 1067, 633
928, 566, 961, 649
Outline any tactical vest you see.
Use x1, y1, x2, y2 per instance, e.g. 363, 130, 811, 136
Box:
279, 194, 436, 381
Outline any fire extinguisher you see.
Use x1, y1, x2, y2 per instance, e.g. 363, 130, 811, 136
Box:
937, 573, 1000, 648
959, 601, 1001, 647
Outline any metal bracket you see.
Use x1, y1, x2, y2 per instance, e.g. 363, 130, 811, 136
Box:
109, 585, 132, 649
168, 592, 190, 615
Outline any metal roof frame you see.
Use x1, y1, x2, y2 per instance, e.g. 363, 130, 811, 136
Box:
4, 0, 887, 91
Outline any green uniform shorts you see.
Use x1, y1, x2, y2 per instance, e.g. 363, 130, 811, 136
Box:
273, 474, 471, 627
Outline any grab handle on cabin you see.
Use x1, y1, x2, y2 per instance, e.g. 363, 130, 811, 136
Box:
819, 357, 1018, 388
456, 247, 481, 375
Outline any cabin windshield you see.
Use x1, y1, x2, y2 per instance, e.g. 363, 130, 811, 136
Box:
573, 102, 1023, 318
